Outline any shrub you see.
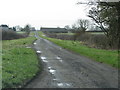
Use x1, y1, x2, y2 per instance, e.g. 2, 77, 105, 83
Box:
1, 30, 27, 40
76, 33, 118, 49
44, 32, 118, 50
44, 32, 74, 40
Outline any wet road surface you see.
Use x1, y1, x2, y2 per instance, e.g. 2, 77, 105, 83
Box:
25, 31, 118, 88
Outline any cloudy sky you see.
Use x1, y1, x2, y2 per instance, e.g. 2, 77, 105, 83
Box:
0, 0, 90, 29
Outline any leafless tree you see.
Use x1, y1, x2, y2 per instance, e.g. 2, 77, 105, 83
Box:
77, 19, 89, 32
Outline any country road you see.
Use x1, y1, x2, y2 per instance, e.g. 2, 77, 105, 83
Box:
25, 31, 118, 88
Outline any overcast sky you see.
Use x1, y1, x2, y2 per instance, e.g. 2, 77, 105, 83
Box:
0, 0, 90, 29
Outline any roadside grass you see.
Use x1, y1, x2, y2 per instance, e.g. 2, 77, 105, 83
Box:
38, 31, 118, 68
2, 35, 40, 88
29, 31, 35, 36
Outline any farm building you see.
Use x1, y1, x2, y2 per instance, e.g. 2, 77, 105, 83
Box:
40, 27, 68, 33
0, 25, 9, 30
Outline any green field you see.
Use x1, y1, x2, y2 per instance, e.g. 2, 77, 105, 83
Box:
38, 31, 118, 68
56, 33, 75, 35
16, 31, 26, 34
87, 32, 104, 35
2, 35, 40, 88
56, 32, 104, 35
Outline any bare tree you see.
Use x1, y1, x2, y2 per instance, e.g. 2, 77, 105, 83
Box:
77, 19, 89, 32
64, 25, 71, 30
24, 24, 31, 36
72, 19, 89, 41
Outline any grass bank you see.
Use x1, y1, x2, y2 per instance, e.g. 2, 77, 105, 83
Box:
2, 35, 40, 88
38, 31, 118, 68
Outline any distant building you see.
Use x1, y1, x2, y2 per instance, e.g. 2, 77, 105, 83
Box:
40, 27, 68, 33
30, 27, 36, 31
0, 25, 9, 30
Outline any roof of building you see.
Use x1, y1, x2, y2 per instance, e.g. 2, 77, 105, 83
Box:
0, 24, 8, 27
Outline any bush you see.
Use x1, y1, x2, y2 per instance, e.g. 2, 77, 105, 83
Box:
44, 32, 118, 50
1, 30, 27, 40
44, 32, 74, 40
76, 33, 118, 49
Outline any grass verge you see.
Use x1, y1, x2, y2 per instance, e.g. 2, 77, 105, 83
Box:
2, 35, 40, 88
38, 31, 118, 68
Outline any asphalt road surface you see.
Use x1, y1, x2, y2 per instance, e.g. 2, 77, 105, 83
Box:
25, 31, 118, 88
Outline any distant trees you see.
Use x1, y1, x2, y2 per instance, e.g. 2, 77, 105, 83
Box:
24, 25, 31, 35
71, 19, 89, 41
71, 19, 89, 32
21, 24, 31, 36
12, 27, 16, 31
71, 24, 78, 33
77, 19, 89, 32
64, 25, 71, 30
15, 25, 22, 31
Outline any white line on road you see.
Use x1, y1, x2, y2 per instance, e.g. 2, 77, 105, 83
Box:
33, 43, 37, 45
56, 57, 61, 60
49, 69, 56, 75
41, 57, 47, 60
37, 51, 42, 54
57, 83, 71, 87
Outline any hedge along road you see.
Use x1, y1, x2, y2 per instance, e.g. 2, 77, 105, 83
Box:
25, 31, 118, 88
